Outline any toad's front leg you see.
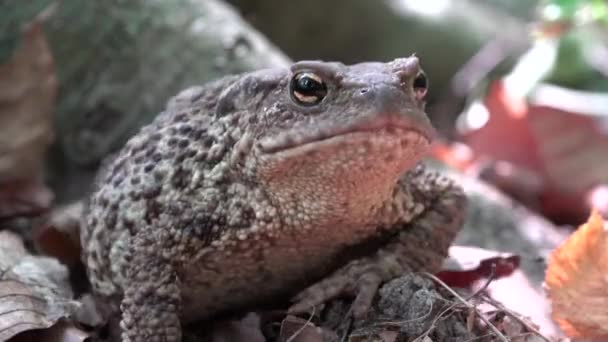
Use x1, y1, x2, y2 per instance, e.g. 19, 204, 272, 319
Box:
120, 230, 182, 342
289, 166, 466, 318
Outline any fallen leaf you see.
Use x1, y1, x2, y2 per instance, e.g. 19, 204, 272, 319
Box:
9, 319, 89, 342
33, 201, 83, 267
545, 210, 608, 339
348, 330, 398, 342
430, 141, 476, 172
460, 80, 608, 225
445, 246, 559, 337
210, 312, 265, 342
0, 178, 53, 219
279, 315, 324, 342
71, 294, 105, 329
491, 314, 545, 342
586, 185, 608, 219
438, 248, 520, 289
0, 17, 57, 219
0, 231, 80, 341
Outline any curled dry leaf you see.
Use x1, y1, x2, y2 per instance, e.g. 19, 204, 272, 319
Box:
33, 201, 84, 267
9, 319, 89, 342
545, 210, 608, 339
0, 18, 57, 218
490, 314, 545, 342
0, 178, 53, 219
209, 312, 265, 342
279, 315, 324, 342
459, 80, 608, 225
439, 246, 520, 289
445, 246, 558, 337
0, 230, 80, 341
348, 330, 398, 342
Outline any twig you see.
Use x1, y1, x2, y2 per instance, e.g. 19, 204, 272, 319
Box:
481, 293, 551, 342
422, 272, 509, 342
339, 305, 354, 342
411, 299, 463, 342
286, 306, 316, 342
464, 263, 496, 302
374, 300, 435, 327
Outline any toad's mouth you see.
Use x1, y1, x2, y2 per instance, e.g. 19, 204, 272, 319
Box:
257, 114, 434, 154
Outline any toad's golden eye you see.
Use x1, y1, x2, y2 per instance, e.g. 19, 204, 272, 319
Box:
290, 72, 328, 105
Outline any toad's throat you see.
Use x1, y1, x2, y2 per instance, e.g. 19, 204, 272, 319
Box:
258, 113, 434, 154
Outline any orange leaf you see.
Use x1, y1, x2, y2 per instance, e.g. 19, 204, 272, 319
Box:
545, 210, 608, 338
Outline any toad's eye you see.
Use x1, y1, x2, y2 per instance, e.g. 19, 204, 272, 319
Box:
413, 71, 428, 100
290, 72, 327, 105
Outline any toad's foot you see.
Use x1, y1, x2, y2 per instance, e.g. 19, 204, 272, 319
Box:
288, 257, 390, 319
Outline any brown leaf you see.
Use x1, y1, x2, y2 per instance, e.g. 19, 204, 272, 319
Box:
545, 210, 608, 339
587, 185, 608, 220
491, 314, 545, 342
0, 231, 80, 341
71, 294, 106, 330
0, 17, 57, 218
349, 330, 398, 342
0, 178, 53, 219
279, 315, 324, 342
210, 313, 265, 342
438, 247, 520, 289
33, 201, 83, 267
461, 80, 608, 224
446, 246, 559, 337
9, 319, 89, 342
430, 141, 476, 172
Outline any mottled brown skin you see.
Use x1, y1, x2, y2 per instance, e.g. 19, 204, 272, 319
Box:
81, 57, 466, 342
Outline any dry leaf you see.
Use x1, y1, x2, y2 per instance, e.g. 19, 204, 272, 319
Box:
0, 18, 57, 218
491, 314, 545, 342
437, 249, 520, 289
0, 19, 56, 180
279, 315, 324, 342
0, 231, 80, 341
10, 319, 89, 342
33, 201, 84, 267
461, 80, 608, 224
447, 246, 559, 337
349, 330, 398, 342
0, 178, 53, 219
210, 313, 265, 342
71, 294, 106, 329
545, 210, 608, 339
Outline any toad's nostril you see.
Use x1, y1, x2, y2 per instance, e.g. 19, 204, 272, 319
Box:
360, 88, 369, 94
413, 72, 428, 100
413, 73, 427, 90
